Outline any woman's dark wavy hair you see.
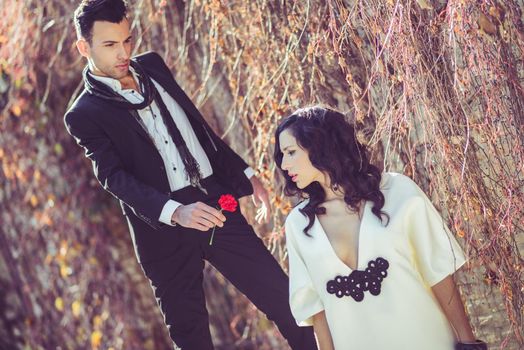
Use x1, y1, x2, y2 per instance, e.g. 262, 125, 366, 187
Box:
274, 106, 389, 236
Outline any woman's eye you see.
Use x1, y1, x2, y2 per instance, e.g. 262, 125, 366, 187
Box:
288, 150, 295, 156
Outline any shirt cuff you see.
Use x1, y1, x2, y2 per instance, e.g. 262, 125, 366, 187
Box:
244, 167, 256, 179
159, 199, 183, 226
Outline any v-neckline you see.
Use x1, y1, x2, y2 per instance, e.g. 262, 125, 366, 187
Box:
314, 201, 369, 272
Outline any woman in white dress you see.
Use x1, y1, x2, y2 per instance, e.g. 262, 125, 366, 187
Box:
273, 106, 487, 350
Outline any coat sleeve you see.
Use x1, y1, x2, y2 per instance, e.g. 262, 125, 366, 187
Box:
64, 109, 170, 229
285, 216, 324, 326
402, 177, 467, 286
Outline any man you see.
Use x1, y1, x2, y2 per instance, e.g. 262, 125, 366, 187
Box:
64, 0, 317, 349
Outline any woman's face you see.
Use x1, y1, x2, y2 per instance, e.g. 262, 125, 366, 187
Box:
279, 128, 325, 189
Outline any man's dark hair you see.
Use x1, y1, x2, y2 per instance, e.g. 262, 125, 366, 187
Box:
74, 0, 128, 43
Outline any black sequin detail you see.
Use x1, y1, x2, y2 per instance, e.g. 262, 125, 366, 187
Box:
326, 257, 389, 301
454, 340, 488, 350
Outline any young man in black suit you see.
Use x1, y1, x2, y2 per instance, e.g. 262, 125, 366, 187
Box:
64, 1, 317, 349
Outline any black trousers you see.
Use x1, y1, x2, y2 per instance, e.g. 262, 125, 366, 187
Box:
131, 176, 317, 350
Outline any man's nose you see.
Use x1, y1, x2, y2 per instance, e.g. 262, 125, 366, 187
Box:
118, 44, 130, 59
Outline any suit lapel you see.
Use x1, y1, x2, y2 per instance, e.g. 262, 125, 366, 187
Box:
129, 55, 221, 160
138, 60, 210, 141
89, 94, 156, 147
127, 109, 157, 146
159, 80, 221, 155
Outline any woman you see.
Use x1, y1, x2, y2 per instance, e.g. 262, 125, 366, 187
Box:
274, 106, 487, 350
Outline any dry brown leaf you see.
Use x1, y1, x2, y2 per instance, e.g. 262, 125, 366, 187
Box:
416, 0, 433, 10
478, 12, 498, 35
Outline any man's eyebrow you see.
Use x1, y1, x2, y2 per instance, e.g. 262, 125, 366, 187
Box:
101, 36, 132, 44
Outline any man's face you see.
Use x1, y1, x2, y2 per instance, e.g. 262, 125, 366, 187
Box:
78, 18, 133, 80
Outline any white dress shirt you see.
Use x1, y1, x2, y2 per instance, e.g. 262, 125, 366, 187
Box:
90, 68, 255, 226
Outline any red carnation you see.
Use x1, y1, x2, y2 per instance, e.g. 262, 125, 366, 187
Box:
209, 194, 238, 245
218, 194, 238, 212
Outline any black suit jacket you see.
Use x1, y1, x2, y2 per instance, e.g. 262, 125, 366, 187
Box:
64, 51, 253, 231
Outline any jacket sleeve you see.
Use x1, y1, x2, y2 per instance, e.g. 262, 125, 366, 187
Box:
64, 109, 170, 229
285, 216, 324, 326
401, 176, 467, 286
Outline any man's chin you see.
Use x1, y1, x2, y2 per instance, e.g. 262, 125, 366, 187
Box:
112, 69, 129, 80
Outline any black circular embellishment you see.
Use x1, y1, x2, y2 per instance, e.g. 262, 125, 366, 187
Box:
326, 257, 389, 301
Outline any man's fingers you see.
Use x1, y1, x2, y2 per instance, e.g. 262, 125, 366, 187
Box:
191, 209, 222, 227
176, 202, 227, 231
197, 216, 217, 229
192, 222, 210, 231
198, 203, 226, 222
255, 205, 268, 224
262, 194, 271, 214
255, 210, 264, 224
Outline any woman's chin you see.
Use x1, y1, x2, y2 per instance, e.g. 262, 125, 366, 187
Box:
295, 180, 309, 189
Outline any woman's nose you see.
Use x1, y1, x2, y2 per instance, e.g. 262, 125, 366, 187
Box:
281, 157, 290, 170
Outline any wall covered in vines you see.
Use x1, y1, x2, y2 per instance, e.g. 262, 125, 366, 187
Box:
1, 0, 522, 349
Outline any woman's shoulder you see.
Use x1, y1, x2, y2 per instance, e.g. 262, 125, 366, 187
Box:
287, 199, 309, 218
381, 171, 411, 186
285, 199, 309, 229
380, 172, 426, 203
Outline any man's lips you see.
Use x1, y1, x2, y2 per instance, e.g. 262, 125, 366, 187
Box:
116, 62, 129, 69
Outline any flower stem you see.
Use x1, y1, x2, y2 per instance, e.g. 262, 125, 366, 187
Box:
209, 208, 223, 245
209, 225, 217, 245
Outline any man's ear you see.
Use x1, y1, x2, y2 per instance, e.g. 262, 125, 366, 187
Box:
76, 38, 90, 58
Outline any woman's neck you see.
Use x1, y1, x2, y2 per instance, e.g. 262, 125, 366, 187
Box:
319, 178, 363, 215
320, 178, 344, 202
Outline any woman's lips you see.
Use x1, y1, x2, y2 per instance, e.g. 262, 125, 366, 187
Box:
291, 174, 298, 182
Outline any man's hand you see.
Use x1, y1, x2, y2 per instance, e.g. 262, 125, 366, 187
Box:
171, 202, 226, 231
250, 175, 271, 224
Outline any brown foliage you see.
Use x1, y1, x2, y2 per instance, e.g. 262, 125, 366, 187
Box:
1, 0, 522, 349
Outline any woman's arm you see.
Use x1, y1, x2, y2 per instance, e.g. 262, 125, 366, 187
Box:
312, 311, 335, 350
432, 275, 476, 342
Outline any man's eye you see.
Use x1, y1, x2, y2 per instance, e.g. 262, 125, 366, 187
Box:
105, 44, 114, 47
